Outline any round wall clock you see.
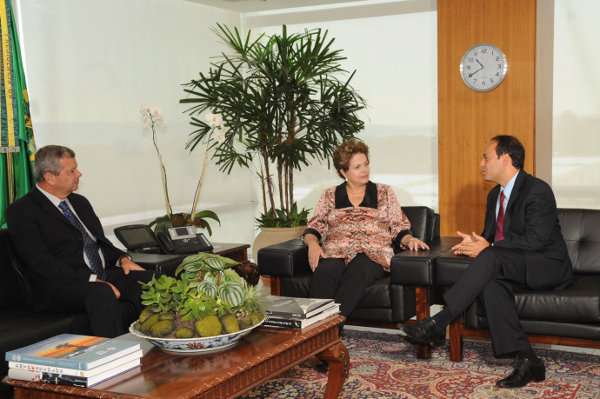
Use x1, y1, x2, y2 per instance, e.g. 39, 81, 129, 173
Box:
459, 44, 508, 92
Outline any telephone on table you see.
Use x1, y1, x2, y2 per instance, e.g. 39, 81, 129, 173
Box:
114, 224, 213, 255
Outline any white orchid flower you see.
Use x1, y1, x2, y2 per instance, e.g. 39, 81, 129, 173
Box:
205, 112, 223, 128
140, 106, 163, 128
213, 127, 226, 144
139, 105, 172, 217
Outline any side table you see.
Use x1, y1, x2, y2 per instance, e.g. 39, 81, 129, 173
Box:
130, 243, 250, 275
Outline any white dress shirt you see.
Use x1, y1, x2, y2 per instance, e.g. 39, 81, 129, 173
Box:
495, 170, 519, 218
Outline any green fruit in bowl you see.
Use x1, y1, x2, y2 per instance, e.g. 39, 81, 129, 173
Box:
174, 327, 195, 338
140, 313, 160, 333
221, 314, 240, 333
138, 308, 154, 324
159, 312, 175, 320
195, 315, 223, 337
150, 320, 175, 337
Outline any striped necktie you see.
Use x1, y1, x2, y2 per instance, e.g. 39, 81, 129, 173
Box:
58, 201, 105, 279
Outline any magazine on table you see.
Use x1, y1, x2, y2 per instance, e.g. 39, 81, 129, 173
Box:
5, 334, 140, 370
8, 358, 141, 387
264, 295, 335, 319
264, 303, 340, 329
8, 349, 143, 377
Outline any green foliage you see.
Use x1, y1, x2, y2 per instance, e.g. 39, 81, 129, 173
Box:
255, 202, 310, 227
137, 253, 265, 338
218, 280, 246, 307
180, 293, 219, 321
140, 275, 177, 314
175, 252, 240, 280
181, 24, 365, 219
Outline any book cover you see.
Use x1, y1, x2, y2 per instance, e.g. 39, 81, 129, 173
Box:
8, 358, 141, 387
266, 301, 338, 320
264, 304, 340, 329
8, 350, 143, 377
263, 295, 334, 318
5, 334, 140, 370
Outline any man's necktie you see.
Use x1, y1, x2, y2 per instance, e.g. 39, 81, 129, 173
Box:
494, 190, 505, 242
58, 201, 105, 279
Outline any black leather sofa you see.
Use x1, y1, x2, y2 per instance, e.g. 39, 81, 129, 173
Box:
257, 206, 439, 329
396, 208, 600, 361
0, 229, 90, 396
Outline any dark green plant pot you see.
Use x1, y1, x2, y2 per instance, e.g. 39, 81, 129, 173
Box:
170, 213, 189, 227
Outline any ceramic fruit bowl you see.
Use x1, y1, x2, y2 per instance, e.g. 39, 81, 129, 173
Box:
128, 317, 264, 355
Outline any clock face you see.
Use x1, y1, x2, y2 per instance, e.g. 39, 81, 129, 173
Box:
460, 44, 508, 92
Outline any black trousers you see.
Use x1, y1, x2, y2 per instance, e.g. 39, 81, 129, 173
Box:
309, 254, 385, 317
443, 246, 562, 356
46, 269, 154, 338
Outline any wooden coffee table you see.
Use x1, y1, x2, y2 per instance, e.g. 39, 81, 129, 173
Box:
4, 315, 348, 399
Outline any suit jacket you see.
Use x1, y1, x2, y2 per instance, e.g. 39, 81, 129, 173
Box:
6, 187, 125, 296
481, 170, 572, 289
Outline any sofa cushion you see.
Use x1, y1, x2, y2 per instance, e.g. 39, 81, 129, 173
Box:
357, 277, 392, 308
281, 275, 392, 308
559, 209, 600, 274
466, 305, 600, 341
280, 275, 311, 298
437, 257, 600, 323
513, 275, 600, 323
279, 275, 417, 323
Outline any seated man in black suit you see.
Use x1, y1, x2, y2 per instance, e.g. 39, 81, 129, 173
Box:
403, 135, 573, 388
7, 145, 153, 337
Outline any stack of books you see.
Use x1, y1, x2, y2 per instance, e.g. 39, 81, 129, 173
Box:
6, 334, 142, 387
263, 295, 340, 329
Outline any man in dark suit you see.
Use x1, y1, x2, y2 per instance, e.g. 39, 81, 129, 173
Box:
403, 135, 572, 388
7, 145, 153, 338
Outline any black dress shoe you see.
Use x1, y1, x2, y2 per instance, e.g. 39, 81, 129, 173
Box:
496, 355, 545, 388
402, 319, 445, 347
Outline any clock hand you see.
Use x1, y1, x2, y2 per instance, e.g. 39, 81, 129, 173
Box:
468, 67, 483, 78
476, 58, 484, 68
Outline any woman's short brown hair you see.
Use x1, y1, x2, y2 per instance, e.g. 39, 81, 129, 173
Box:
333, 139, 369, 179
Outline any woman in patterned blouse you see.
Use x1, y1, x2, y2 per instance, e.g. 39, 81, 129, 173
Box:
303, 139, 429, 317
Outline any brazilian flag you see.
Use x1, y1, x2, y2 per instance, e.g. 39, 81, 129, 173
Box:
0, 0, 36, 228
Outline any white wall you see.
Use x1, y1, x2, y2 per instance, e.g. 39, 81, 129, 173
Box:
17, 0, 256, 229
245, 0, 438, 212
552, 0, 600, 209
21, 0, 598, 246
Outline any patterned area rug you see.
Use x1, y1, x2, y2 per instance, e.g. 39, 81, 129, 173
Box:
241, 330, 600, 399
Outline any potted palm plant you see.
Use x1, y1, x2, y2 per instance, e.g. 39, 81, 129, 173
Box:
180, 25, 365, 255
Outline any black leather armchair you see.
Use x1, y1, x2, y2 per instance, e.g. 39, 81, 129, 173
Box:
257, 206, 439, 327
401, 209, 600, 361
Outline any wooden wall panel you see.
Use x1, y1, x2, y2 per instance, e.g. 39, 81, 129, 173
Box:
438, 0, 536, 235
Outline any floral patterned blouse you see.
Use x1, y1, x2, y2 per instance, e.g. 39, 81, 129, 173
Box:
304, 181, 412, 271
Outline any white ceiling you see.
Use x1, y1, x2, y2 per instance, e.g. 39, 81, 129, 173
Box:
185, 0, 368, 13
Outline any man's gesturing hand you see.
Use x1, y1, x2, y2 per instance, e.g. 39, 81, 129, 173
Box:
452, 231, 489, 258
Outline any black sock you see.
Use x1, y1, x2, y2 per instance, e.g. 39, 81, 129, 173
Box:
431, 309, 453, 331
